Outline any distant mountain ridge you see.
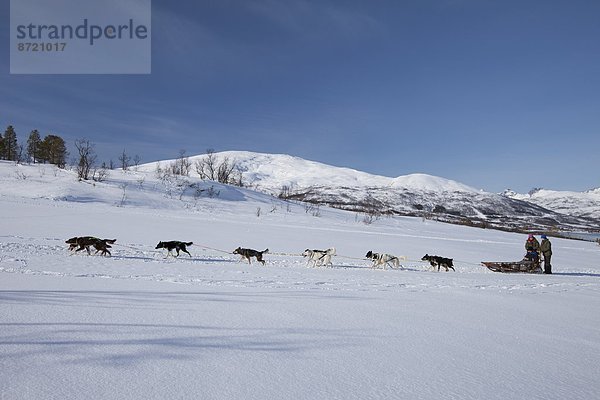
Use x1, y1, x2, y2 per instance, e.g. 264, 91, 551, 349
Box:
141, 151, 600, 233
501, 187, 600, 220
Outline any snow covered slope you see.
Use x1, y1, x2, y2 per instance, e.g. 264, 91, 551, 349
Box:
1, 160, 600, 400
139, 151, 599, 232
140, 150, 478, 193
0, 160, 288, 213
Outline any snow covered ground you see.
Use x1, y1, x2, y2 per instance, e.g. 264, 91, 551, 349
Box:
1, 161, 599, 400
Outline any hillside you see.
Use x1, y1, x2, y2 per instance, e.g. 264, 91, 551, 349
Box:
139, 151, 599, 234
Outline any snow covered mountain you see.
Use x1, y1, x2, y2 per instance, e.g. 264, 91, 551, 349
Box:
140, 151, 599, 233
502, 187, 600, 220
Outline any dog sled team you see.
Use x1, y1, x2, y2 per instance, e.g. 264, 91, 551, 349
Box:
65, 232, 556, 274
64, 236, 461, 272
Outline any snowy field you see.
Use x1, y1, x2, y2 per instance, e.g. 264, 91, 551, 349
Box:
1, 162, 599, 400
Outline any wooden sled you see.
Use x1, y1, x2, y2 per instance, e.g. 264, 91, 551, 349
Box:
481, 259, 542, 274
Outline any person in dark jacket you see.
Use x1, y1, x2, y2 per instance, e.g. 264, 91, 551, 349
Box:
524, 234, 540, 262
540, 234, 552, 274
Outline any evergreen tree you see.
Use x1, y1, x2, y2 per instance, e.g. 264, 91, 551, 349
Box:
3, 125, 18, 161
40, 134, 68, 168
27, 129, 42, 163
0, 132, 4, 159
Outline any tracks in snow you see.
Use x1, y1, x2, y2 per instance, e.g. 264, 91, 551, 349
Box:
0, 236, 598, 294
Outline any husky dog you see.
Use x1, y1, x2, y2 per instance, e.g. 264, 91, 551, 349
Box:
155, 241, 193, 257
66, 236, 116, 256
421, 254, 455, 272
233, 247, 269, 265
303, 247, 336, 267
365, 251, 403, 270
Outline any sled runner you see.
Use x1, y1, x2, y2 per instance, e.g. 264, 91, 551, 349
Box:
481, 259, 542, 274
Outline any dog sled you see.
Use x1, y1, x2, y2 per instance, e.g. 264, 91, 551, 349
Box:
481, 259, 542, 274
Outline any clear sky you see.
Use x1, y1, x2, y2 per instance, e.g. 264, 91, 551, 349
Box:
2, 0, 599, 193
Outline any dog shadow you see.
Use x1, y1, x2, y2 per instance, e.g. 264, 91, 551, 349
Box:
112, 255, 232, 264
111, 255, 156, 262
163, 257, 234, 264
335, 263, 417, 271
185, 258, 233, 264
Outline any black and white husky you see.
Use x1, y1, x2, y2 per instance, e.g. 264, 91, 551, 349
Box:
303, 247, 336, 267
421, 254, 455, 272
366, 251, 403, 270
155, 241, 193, 257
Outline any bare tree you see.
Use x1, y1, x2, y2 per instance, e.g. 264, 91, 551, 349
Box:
118, 149, 131, 171
216, 156, 236, 183
279, 185, 293, 199
169, 149, 191, 176
93, 164, 109, 182
75, 138, 96, 180
16, 144, 25, 164
195, 149, 242, 185
195, 148, 218, 180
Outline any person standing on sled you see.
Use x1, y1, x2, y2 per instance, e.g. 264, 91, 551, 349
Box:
540, 234, 552, 274
524, 234, 540, 263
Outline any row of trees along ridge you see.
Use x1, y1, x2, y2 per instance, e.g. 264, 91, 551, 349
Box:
1, 125, 67, 167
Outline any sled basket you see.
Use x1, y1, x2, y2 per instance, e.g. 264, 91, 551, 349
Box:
481, 260, 542, 274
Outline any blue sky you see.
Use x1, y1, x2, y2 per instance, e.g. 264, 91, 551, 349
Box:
2, 0, 599, 193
